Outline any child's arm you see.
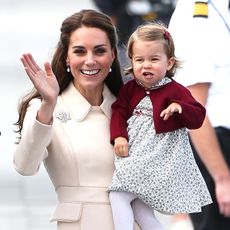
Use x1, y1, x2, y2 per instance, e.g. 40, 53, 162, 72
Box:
114, 137, 129, 157
160, 102, 182, 121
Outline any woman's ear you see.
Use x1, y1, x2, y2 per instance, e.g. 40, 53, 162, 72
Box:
66, 57, 70, 66
111, 48, 115, 62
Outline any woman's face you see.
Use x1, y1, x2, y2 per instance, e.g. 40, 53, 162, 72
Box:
131, 40, 174, 88
66, 26, 115, 95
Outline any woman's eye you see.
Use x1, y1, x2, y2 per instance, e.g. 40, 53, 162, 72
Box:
74, 49, 86, 55
95, 48, 106, 54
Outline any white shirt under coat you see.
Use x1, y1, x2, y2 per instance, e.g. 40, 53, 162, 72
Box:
169, 0, 230, 129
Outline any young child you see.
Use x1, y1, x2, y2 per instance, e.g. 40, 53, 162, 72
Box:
109, 22, 212, 230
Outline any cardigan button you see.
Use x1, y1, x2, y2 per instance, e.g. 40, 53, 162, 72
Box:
146, 90, 150, 95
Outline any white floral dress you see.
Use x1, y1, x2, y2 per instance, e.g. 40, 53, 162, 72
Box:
109, 86, 212, 214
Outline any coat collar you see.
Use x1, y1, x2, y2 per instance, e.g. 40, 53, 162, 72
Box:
57, 82, 115, 122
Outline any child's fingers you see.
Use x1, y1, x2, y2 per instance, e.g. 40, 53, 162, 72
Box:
163, 113, 169, 120
160, 110, 166, 117
114, 145, 122, 156
114, 144, 129, 157
178, 107, 182, 114
122, 145, 129, 157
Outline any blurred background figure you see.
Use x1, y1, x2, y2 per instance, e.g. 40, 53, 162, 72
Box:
169, 0, 230, 230
93, 0, 176, 46
93, 0, 177, 82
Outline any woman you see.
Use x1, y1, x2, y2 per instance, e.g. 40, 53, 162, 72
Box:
14, 9, 140, 230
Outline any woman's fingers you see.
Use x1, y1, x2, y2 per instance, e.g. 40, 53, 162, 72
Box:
21, 56, 36, 81
28, 53, 41, 71
44, 62, 55, 79
21, 53, 41, 74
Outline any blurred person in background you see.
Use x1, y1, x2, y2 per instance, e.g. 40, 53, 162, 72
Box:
93, 0, 176, 46
168, 0, 230, 229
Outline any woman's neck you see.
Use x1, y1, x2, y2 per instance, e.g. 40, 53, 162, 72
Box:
74, 83, 104, 106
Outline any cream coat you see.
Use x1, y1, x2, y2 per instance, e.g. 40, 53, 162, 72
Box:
14, 82, 140, 230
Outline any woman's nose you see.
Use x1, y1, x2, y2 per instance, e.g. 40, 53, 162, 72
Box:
85, 53, 96, 65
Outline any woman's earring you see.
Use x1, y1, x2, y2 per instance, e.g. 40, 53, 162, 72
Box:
67, 66, 70, 72
109, 67, 112, 73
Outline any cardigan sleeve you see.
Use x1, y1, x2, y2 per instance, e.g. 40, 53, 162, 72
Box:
170, 83, 206, 129
14, 99, 52, 176
110, 85, 130, 144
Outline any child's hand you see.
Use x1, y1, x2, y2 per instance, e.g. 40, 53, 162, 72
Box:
160, 102, 182, 120
114, 137, 129, 157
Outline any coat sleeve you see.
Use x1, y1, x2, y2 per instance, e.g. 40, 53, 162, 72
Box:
14, 99, 52, 176
171, 83, 206, 129
110, 85, 130, 144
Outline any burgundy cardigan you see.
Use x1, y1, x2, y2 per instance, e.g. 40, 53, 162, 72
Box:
110, 79, 206, 143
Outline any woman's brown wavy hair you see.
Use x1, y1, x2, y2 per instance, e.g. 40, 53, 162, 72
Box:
15, 9, 123, 141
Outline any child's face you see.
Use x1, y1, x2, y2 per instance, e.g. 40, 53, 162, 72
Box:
131, 40, 174, 88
